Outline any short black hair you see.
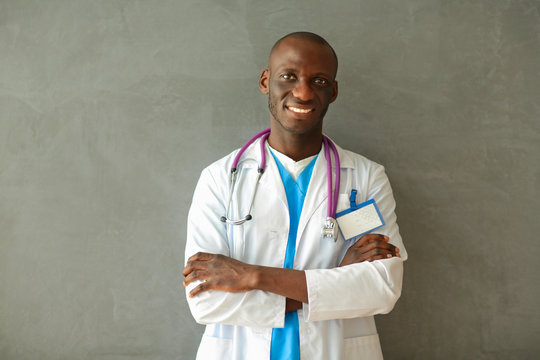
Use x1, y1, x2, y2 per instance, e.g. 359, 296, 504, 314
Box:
269, 31, 338, 71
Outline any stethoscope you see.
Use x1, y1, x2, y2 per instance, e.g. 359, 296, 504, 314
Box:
220, 128, 341, 241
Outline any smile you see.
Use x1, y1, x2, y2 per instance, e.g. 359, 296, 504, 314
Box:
287, 106, 314, 114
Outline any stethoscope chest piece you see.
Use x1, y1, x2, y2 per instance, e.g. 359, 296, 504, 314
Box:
322, 217, 339, 242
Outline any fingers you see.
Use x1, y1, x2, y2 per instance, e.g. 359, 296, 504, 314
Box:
362, 247, 394, 260
183, 252, 219, 276
343, 234, 401, 265
358, 240, 396, 255
186, 251, 214, 264
352, 234, 389, 248
182, 257, 213, 297
188, 281, 211, 298
363, 243, 402, 261
183, 269, 208, 287
351, 234, 401, 257
182, 259, 209, 277
182, 252, 227, 297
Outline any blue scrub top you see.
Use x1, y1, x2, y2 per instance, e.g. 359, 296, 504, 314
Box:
270, 151, 317, 360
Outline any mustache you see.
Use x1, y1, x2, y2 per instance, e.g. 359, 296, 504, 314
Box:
286, 97, 314, 106
267, 89, 314, 106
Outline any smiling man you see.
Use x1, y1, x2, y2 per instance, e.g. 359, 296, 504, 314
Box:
262, 33, 338, 161
183, 32, 407, 360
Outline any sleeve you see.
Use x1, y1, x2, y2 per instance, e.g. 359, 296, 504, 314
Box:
302, 163, 407, 322
185, 167, 285, 328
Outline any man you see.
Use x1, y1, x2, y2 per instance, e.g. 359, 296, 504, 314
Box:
183, 32, 407, 360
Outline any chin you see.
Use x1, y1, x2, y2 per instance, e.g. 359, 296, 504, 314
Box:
275, 119, 321, 135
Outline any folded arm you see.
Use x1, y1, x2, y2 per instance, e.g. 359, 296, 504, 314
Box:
184, 162, 406, 326
185, 167, 290, 327
184, 233, 400, 311
302, 163, 407, 321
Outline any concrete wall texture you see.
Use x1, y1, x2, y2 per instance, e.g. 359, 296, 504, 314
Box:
1, 0, 539, 359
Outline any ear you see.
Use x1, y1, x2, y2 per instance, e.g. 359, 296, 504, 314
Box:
259, 69, 269, 95
330, 80, 338, 103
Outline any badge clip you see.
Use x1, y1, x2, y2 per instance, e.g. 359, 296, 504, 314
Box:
322, 217, 339, 242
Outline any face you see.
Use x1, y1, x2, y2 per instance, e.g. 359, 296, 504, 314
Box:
259, 38, 338, 136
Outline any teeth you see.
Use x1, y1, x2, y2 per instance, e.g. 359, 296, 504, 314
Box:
288, 106, 312, 114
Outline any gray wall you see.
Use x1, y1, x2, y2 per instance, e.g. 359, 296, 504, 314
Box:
1, 1, 539, 359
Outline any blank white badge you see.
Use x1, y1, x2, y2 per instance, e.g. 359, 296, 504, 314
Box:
336, 199, 385, 241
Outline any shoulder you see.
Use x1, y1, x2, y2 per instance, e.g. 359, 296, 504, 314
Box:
334, 142, 385, 174
201, 137, 263, 179
333, 144, 392, 195
200, 148, 240, 179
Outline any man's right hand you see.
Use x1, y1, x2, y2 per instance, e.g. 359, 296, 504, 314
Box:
339, 234, 400, 267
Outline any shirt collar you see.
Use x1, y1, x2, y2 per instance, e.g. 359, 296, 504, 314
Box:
238, 135, 355, 170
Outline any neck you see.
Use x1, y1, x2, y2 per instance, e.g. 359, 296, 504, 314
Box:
267, 124, 323, 162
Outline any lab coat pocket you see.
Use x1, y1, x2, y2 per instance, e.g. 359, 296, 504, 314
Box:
343, 334, 383, 360
196, 335, 232, 360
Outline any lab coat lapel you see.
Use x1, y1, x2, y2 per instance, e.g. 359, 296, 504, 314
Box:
259, 145, 288, 210
297, 140, 355, 244
296, 151, 328, 243
240, 138, 287, 210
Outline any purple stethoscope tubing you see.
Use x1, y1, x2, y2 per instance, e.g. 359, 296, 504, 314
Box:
323, 136, 340, 219
221, 128, 340, 225
231, 128, 271, 170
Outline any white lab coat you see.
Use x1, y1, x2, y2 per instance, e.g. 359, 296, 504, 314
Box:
185, 137, 407, 360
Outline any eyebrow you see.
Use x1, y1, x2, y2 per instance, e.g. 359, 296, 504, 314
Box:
312, 72, 332, 78
275, 67, 332, 78
276, 67, 298, 73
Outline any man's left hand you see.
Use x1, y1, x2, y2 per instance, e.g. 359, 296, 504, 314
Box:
339, 234, 400, 267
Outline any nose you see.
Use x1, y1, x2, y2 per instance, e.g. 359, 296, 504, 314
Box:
291, 79, 314, 102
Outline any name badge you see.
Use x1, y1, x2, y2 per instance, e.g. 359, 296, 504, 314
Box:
336, 190, 385, 241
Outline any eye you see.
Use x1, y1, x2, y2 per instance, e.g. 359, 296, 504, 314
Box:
280, 73, 296, 80
313, 78, 329, 86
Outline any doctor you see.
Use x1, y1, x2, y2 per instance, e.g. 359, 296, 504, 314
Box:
183, 32, 407, 359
